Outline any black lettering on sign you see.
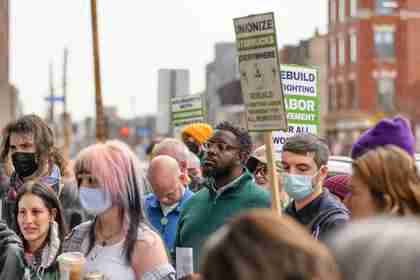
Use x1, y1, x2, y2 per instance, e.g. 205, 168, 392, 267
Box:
235, 19, 273, 34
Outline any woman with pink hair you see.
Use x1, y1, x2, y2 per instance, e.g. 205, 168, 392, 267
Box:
63, 140, 175, 280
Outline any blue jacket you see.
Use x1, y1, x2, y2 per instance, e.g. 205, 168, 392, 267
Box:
144, 188, 194, 253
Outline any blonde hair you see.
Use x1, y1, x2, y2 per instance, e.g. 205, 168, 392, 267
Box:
352, 145, 420, 216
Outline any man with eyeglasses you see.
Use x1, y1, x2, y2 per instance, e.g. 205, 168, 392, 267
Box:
246, 145, 290, 208
247, 145, 282, 189
145, 155, 194, 255
174, 121, 271, 272
281, 134, 349, 240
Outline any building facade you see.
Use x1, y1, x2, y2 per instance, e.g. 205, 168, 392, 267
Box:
156, 69, 190, 135
0, 0, 17, 130
279, 30, 329, 137
327, 0, 420, 154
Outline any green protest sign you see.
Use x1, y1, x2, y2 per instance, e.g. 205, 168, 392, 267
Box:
171, 94, 205, 127
272, 64, 320, 152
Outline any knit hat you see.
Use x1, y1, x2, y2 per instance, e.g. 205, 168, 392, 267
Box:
324, 175, 351, 201
351, 116, 415, 159
181, 123, 213, 145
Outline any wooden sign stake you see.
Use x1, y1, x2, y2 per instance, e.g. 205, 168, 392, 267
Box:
264, 132, 281, 214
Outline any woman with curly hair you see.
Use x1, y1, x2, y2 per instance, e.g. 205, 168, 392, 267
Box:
0, 114, 79, 231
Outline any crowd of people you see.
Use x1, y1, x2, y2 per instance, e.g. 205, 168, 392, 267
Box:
0, 113, 419, 280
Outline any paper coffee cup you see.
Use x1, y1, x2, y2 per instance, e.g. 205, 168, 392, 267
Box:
58, 252, 86, 280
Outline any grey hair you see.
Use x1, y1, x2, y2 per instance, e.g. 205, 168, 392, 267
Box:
327, 216, 420, 280
151, 138, 190, 166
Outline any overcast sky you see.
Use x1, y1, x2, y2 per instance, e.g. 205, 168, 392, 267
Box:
10, 1, 327, 121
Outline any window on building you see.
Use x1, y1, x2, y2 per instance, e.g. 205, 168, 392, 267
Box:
374, 25, 395, 59
330, 0, 337, 24
350, 0, 357, 17
336, 84, 344, 111
328, 85, 337, 112
348, 80, 357, 109
377, 78, 395, 112
350, 33, 357, 63
329, 39, 336, 67
376, 0, 397, 15
339, 37, 346, 65
339, 0, 346, 22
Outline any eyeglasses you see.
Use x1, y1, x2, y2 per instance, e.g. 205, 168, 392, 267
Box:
254, 164, 268, 176
203, 141, 240, 152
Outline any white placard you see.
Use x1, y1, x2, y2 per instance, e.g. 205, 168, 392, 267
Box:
234, 12, 287, 132
176, 247, 193, 279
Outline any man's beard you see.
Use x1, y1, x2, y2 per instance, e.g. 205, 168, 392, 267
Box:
203, 163, 235, 180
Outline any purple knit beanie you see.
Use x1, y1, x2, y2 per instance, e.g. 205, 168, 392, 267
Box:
324, 175, 351, 201
351, 116, 415, 159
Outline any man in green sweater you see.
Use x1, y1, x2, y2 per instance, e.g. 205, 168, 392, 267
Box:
174, 121, 271, 272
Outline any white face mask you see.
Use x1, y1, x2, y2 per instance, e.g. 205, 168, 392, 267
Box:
282, 170, 321, 201
79, 186, 112, 216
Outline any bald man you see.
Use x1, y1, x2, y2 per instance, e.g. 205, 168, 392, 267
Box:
144, 155, 194, 254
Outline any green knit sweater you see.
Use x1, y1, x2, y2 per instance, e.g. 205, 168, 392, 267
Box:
174, 172, 271, 271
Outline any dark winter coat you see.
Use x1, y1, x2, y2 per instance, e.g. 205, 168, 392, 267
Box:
284, 189, 350, 240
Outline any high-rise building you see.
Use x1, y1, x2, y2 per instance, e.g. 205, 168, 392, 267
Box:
156, 69, 190, 135
205, 42, 239, 125
326, 0, 420, 154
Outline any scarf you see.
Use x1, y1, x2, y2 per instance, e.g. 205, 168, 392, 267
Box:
8, 164, 61, 200
24, 221, 61, 280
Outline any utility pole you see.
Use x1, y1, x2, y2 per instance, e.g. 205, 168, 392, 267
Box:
90, 0, 106, 142
49, 61, 55, 124
62, 48, 71, 160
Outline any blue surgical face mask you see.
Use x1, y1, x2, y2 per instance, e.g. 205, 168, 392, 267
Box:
79, 186, 112, 216
282, 173, 317, 201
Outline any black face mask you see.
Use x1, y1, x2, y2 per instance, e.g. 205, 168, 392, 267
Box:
12, 152, 38, 178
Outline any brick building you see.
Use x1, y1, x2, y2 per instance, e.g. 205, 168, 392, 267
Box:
326, 0, 420, 155
279, 30, 328, 137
